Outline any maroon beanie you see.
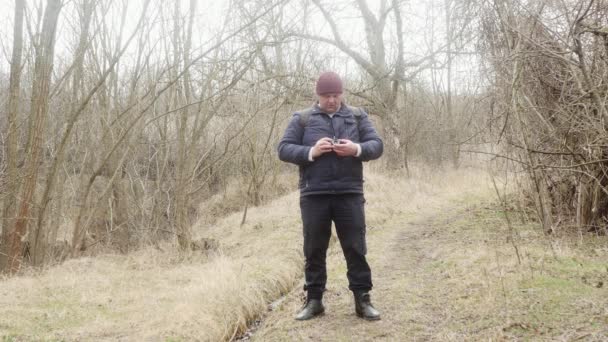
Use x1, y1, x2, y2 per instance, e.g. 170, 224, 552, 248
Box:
316, 71, 343, 95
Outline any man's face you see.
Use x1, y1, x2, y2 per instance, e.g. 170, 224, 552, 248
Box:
318, 93, 343, 114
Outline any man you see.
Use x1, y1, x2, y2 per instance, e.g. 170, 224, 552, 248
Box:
278, 71, 383, 321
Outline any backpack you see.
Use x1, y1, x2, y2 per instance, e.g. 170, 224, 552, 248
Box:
297, 105, 365, 128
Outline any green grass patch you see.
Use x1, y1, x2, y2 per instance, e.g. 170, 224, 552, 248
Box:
429, 201, 608, 340
520, 274, 593, 297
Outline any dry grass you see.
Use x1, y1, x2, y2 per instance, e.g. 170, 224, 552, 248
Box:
0, 247, 301, 341
0, 165, 521, 341
420, 204, 608, 340
251, 166, 608, 341
251, 166, 497, 341
0, 174, 305, 341
194, 172, 299, 228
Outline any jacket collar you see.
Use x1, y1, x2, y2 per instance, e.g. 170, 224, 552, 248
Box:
312, 102, 350, 117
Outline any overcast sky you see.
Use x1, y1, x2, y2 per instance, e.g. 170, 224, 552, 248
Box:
0, 0, 480, 92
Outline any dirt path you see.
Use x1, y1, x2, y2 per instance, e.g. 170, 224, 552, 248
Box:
248, 190, 490, 341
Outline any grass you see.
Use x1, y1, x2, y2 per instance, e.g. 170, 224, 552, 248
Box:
427, 201, 608, 340
251, 167, 503, 341
1, 166, 607, 341
0, 187, 304, 341
252, 166, 608, 341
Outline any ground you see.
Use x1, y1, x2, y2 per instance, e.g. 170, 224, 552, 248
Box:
248, 176, 608, 341
1, 169, 607, 341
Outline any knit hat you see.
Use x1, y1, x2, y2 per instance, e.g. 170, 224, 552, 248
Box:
316, 71, 343, 95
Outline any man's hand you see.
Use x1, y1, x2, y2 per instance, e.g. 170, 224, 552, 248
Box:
311, 137, 335, 159
333, 139, 358, 157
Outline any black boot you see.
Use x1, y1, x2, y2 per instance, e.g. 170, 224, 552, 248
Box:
354, 292, 381, 321
295, 298, 325, 320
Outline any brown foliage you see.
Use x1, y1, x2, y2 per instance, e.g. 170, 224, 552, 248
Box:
480, 0, 608, 233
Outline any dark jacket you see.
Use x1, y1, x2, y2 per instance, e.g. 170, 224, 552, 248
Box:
278, 103, 383, 196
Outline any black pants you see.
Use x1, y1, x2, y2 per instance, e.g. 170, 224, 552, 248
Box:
300, 193, 372, 299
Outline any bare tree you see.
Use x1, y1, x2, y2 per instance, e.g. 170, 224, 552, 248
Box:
0, 0, 26, 272
2, 0, 62, 274
479, 0, 608, 234
30, 0, 97, 265
0, 0, 491, 272
283, 0, 478, 170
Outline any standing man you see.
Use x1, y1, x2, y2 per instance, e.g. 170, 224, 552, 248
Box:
278, 71, 383, 321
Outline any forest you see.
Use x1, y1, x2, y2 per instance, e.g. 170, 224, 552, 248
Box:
0, 0, 493, 271
1, 0, 608, 340
1, 0, 606, 269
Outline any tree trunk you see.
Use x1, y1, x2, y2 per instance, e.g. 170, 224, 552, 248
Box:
174, 0, 196, 250
0, 0, 25, 272
31, 0, 95, 266
444, 0, 459, 168
3, 0, 62, 274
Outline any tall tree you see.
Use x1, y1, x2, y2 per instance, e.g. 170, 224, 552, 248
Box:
0, 0, 26, 272
31, 0, 97, 265
2, 0, 62, 274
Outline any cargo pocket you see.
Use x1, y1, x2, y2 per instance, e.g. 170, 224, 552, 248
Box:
358, 227, 367, 255
357, 195, 367, 255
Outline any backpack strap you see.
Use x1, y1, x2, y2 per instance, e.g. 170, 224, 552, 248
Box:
347, 105, 364, 125
297, 107, 316, 127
